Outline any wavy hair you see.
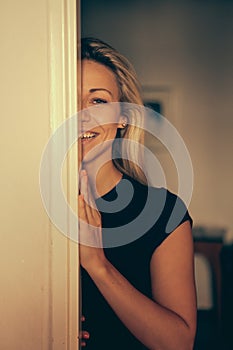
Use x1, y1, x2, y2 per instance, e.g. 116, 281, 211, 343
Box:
81, 37, 146, 184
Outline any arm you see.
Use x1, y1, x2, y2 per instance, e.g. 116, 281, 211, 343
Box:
79, 172, 196, 350
83, 222, 196, 350
149, 221, 197, 349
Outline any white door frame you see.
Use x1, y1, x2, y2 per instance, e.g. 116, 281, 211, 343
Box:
47, 0, 79, 348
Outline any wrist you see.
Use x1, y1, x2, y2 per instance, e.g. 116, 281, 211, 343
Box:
86, 256, 112, 281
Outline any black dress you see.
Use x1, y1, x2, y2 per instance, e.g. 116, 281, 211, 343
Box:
81, 174, 192, 349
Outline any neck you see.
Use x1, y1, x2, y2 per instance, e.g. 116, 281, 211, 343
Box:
82, 160, 123, 198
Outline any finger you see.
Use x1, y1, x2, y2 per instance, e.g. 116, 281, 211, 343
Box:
89, 206, 101, 227
78, 138, 83, 170
80, 170, 96, 208
80, 171, 99, 225
81, 315, 85, 322
78, 330, 90, 347
80, 169, 88, 199
82, 331, 90, 339
78, 194, 88, 223
79, 171, 94, 223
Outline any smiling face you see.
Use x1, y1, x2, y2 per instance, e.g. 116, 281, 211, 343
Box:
80, 59, 125, 163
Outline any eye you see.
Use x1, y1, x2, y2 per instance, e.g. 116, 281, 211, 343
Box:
92, 98, 108, 104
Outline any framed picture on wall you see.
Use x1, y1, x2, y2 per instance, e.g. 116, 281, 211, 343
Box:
141, 86, 176, 152
141, 86, 178, 191
142, 86, 174, 122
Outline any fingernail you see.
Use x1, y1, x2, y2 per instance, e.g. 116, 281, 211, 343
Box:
83, 332, 90, 339
81, 169, 87, 176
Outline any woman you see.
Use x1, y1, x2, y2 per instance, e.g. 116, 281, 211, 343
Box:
79, 37, 196, 350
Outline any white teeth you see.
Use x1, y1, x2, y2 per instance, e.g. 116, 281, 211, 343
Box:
81, 132, 97, 139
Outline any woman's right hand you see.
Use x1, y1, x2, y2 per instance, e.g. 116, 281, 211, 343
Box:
78, 170, 107, 272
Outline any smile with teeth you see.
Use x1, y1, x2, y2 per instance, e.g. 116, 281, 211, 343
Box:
81, 131, 99, 140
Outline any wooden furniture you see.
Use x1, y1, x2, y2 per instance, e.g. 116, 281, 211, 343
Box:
194, 238, 223, 324
193, 226, 226, 326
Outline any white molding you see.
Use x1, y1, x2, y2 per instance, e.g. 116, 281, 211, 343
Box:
47, 0, 79, 348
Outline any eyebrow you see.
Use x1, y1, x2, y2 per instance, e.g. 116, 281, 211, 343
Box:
89, 88, 113, 97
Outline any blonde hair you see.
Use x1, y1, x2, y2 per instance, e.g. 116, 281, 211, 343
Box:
81, 37, 146, 184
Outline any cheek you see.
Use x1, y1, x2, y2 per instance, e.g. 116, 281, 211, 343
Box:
104, 124, 119, 136
89, 104, 121, 127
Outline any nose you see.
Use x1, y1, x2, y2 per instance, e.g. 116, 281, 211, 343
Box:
79, 108, 98, 135
80, 109, 92, 123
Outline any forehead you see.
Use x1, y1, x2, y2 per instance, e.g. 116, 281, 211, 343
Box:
81, 59, 119, 95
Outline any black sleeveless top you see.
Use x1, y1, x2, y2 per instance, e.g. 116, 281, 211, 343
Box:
81, 174, 192, 349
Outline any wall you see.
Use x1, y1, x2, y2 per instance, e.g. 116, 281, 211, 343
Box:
81, 0, 233, 235
0, 2, 51, 348
0, 0, 78, 349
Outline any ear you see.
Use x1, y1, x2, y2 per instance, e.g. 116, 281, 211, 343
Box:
117, 115, 128, 129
